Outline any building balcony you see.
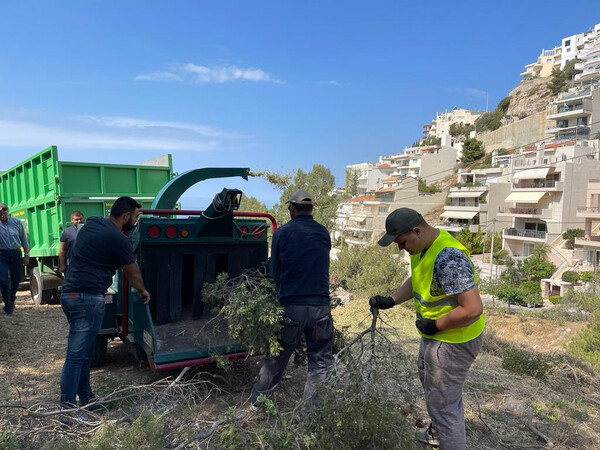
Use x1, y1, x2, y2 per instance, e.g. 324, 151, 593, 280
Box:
444, 203, 488, 213
577, 206, 600, 218
504, 228, 547, 241
513, 181, 563, 191
546, 125, 590, 135
574, 236, 600, 249
438, 222, 480, 233
546, 105, 590, 120
497, 207, 552, 218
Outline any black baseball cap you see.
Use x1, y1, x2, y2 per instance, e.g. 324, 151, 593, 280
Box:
287, 189, 313, 205
377, 208, 424, 246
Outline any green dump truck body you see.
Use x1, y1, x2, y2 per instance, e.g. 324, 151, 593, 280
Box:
0, 146, 173, 303
0, 146, 173, 258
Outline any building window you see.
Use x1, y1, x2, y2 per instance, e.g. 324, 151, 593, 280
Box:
557, 120, 569, 128
565, 39, 571, 46
378, 206, 388, 214
577, 117, 588, 126
523, 243, 535, 257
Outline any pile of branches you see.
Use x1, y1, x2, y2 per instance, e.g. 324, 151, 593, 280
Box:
202, 269, 284, 356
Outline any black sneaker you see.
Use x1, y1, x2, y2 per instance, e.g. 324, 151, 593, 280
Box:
417, 424, 439, 447
80, 396, 107, 412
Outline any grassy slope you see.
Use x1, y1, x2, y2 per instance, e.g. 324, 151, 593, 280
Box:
333, 298, 600, 450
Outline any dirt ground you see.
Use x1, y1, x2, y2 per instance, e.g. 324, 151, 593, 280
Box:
2, 291, 600, 449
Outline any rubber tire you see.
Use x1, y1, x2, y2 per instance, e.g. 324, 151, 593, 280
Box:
30, 268, 54, 305
90, 335, 109, 368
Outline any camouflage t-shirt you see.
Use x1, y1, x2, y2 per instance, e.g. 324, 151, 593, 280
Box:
429, 247, 476, 297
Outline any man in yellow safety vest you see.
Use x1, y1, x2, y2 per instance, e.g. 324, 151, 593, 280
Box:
370, 207, 485, 450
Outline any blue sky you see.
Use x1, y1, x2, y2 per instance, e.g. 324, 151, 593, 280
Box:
1, 1, 599, 208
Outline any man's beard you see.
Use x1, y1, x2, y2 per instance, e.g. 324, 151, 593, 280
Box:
122, 221, 135, 232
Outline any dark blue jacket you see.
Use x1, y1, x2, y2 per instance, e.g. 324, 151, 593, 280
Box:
271, 214, 331, 306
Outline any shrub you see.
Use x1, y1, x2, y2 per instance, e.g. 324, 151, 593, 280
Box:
331, 245, 408, 298
548, 295, 562, 305
562, 229, 585, 248
562, 271, 580, 284
502, 344, 554, 380
566, 311, 600, 373
580, 271, 596, 283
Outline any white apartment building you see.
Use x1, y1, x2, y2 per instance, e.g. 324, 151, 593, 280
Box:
575, 31, 600, 83
439, 167, 511, 234
500, 140, 600, 259
423, 108, 482, 140
334, 177, 446, 247
346, 162, 394, 196
546, 82, 600, 142
380, 145, 458, 184
521, 46, 562, 81
573, 179, 600, 271
561, 22, 600, 69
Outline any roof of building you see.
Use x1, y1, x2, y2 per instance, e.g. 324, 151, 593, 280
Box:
348, 195, 374, 203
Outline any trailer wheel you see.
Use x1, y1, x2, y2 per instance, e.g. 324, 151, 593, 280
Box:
90, 335, 108, 367
30, 268, 54, 305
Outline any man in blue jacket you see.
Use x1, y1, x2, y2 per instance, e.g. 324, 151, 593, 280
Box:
251, 189, 333, 409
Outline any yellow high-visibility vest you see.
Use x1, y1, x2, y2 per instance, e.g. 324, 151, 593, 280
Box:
410, 229, 485, 343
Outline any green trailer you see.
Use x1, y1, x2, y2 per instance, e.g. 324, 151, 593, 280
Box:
96, 168, 276, 371
0, 146, 173, 303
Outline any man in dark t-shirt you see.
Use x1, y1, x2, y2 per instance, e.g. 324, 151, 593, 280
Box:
58, 210, 85, 274
59, 197, 150, 410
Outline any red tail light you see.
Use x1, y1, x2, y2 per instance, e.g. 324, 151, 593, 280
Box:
165, 225, 178, 238
147, 225, 161, 238
251, 226, 264, 237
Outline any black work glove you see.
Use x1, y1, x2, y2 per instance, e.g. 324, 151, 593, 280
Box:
415, 318, 439, 336
369, 295, 396, 312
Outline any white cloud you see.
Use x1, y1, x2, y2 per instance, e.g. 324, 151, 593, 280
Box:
135, 63, 283, 84
81, 115, 245, 139
134, 72, 183, 82
316, 80, 343, 86
0, 119, 221, 152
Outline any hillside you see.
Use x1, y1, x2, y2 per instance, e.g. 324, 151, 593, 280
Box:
506, 77, 556, 119
0, 292, 599, 449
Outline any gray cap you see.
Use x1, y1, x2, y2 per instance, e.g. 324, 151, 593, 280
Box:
287, 189, 313, 205
377, 208, 423, 246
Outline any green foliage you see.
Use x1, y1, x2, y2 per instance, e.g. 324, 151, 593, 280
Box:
527, 86, 539, 96
502, 344, 554, 380
331, 245, 408, 298
238, 195, 267, 213
563, 287, 600, 317
493, 249, 511, 265
90, 414, 165, 450
449, 122, 474, 137
548, 295, 562, 305
417, 177, 441, 193
497, 96, 511, 113
547, 67, 568, 95
521, 244, 555, 281
202, 271, 284, 356
0, 431, 27, 450
483, 278, 543, 308
273, 164, 339, 231
567, 311, 600, 373
580, 271, 596, 283
421, 135, 441, 146
474, 97, 511, 132
460, 138, 485, 164
455, 228, 500, 255
344, 169, 359, 198
562, 228, 585, 248
563, 58, 582, 84
562, 271, 580, 283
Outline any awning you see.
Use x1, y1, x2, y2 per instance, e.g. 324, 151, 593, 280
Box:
504, 191, 546, 203
440, 210, 478, 220
447, 191, 485, 198
513, 167, 550, 180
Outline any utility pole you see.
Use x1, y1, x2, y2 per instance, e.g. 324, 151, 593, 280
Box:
488, 219, 496, 280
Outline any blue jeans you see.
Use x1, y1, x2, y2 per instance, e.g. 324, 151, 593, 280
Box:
0, 250, 22, 314
60, 292, 105, 407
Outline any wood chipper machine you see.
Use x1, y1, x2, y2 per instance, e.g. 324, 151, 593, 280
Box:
94, 167, 276, 371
